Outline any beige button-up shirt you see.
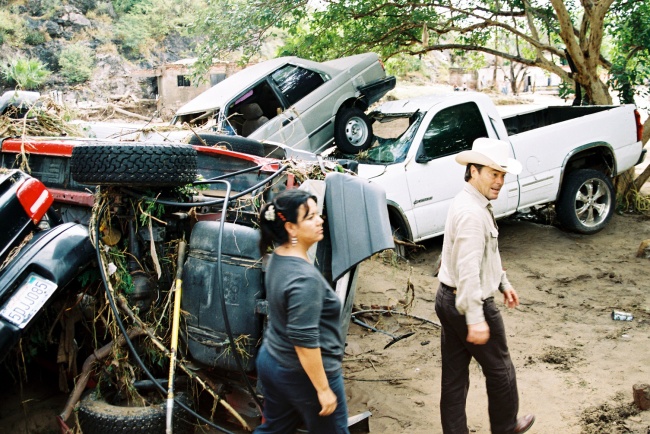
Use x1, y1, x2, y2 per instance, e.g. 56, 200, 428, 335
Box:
438, 182, 512, 324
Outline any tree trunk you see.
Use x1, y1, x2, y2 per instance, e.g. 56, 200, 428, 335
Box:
635, 165, 650, 192
550, 0, 614, 106
576, 72, 612, 105
633, 116, 650, 191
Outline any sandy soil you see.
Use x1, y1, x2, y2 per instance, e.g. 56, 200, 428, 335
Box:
346, 211, 650, 434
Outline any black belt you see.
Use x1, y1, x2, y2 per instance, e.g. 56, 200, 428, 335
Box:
441, 282, 495, 302
440, 282, 457, 294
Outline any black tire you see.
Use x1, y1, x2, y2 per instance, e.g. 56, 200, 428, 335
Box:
334, 106, 373, 154
70, 143, 197, 186
77, 390, 193, 434
188, 133, 265, 157
555, 169, 615, 234
390, 221, 408, 259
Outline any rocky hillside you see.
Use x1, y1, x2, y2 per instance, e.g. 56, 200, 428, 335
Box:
1, 0, 203, 114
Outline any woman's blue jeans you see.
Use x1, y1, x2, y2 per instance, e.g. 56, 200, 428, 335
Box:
254, 345, 350, 434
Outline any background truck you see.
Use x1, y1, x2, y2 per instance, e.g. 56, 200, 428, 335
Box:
356, 92, 645, 248
170, 52, 395, 155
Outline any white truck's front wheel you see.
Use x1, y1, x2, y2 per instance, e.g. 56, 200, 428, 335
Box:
556, 169, 615, 234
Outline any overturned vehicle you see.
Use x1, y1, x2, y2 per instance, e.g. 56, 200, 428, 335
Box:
0, 136, 394, 433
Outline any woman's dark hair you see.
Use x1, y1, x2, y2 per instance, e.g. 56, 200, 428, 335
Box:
258, 189, 318, 254
464, 163, 485, 182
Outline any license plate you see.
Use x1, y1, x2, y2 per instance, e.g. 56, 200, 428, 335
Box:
0, 273, 58, 329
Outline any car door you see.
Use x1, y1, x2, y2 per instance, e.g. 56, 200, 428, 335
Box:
404, 101, 517, 239
267, 64, 326, 150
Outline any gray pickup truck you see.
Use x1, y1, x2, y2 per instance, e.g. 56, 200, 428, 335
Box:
171, 52, 396, 154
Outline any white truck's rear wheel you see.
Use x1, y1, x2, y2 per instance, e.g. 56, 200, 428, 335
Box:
556, 169, 615, 234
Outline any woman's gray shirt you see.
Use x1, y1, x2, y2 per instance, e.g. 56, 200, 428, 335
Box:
262, 253, 344, 373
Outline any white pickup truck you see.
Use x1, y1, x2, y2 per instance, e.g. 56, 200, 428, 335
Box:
357, 93, 645, 245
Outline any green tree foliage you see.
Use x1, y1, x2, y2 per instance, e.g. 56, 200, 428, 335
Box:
606, 0, 650, 104
384, 55, 426, 79
195, 0, 646, 105
114, 13, 152, 58
192, 0, 308, 73
111, 0, 144, 16
2, 57, 51, 90
58, 44, 95, 84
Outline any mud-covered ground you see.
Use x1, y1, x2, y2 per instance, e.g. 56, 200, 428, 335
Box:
346, 211, 650, 434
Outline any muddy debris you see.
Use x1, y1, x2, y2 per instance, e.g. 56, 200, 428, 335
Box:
580, 395, 640, 434
540, 346, 581, 370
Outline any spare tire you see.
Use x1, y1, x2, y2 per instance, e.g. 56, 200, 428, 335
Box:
71, 143, 197, 186
188, 133, 265, 157
77, 389, 194, 434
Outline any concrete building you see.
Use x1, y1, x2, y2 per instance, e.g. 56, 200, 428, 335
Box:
132, 59, 243, 119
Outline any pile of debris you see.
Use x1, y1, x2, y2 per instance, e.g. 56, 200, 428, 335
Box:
0, 92, 84, 138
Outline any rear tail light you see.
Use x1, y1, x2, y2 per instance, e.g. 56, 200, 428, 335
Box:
16, 178, 54, 224
634, 109, 644, 142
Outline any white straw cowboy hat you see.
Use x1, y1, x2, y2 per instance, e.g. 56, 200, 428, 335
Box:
455, 138, 522, 175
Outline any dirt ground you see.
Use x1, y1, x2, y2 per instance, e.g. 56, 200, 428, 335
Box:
346, 210, 650, 434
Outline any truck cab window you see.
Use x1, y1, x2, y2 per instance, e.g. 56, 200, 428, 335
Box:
419, 102, 488, 160
271, 65, 325, 106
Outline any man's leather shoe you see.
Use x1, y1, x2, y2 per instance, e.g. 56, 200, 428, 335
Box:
514, 414, 535, 433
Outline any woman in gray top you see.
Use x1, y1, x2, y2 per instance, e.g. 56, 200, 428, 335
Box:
254, 189, 349, 434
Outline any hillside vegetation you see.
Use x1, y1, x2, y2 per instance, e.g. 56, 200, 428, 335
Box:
0, 0, 206, 99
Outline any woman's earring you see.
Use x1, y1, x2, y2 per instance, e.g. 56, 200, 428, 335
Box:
291, 236, 298, 247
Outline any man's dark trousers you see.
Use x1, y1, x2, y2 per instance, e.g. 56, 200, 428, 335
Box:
435, 283, 519, 434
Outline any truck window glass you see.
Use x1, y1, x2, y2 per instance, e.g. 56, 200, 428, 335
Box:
271, 65, 325, 106
420, 102, 488, 160
358, 112, 424, 165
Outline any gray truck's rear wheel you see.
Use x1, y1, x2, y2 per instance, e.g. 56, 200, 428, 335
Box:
71, 143, 197, 186
556, 169, 615, 234
335, 107, 372, 154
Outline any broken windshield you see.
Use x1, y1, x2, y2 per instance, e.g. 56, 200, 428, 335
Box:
357, 112, 423, 164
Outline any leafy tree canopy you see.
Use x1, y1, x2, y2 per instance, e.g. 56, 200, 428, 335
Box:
606, 0, 650, 104
193, 0, 648, 105
112, 0, 206, 59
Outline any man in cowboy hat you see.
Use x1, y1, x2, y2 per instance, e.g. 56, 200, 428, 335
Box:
435, 138, 535, 434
